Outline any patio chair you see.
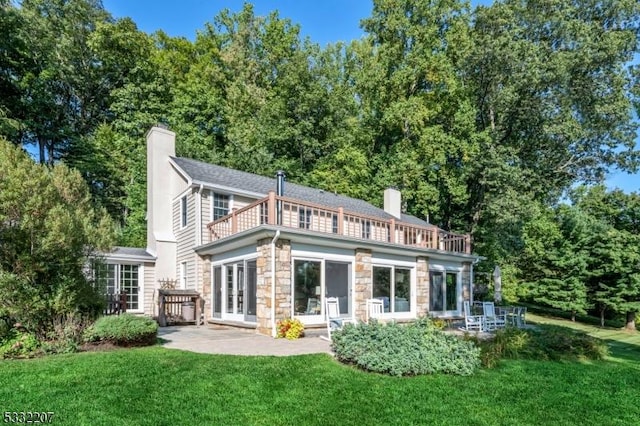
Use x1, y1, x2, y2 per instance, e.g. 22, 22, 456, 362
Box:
461, 300, 484, 332
305, 297, 320, 314
322, 297, 355, 341
483, 302, 506, 331
365, 298, 384, 322
514, 306, 527, 328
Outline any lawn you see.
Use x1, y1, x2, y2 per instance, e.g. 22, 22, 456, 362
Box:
1, 319, 639, 426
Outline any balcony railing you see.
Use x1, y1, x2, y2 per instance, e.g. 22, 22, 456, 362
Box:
207, 191, 471, 254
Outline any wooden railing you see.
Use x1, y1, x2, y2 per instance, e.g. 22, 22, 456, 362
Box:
104, 293, 127, 316
207, 191, 471, 254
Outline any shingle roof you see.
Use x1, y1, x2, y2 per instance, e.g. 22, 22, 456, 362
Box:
171, 156, 430, 226
108, 246, 155, 260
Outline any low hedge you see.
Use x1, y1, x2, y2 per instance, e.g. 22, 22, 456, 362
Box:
331, 317, 481, 376
85, 314, 158, 346
471, 325, 609, 368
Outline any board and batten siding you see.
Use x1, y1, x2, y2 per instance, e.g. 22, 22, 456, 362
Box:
174, 190, 197, 289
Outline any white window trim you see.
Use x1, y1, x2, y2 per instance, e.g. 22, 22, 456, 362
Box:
211, 254, 258, 322
428, 265, 463, 317
290, 254, 356, 326
180, 261, 187, 289
371, 263, 416, 320
180, 195, 188, 228
104, 262, 144, 314
210, 192, 233, 222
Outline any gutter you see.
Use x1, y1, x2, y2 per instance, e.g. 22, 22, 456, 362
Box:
270, 230, 281, 338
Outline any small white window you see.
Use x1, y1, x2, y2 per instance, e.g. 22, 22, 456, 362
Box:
180, 262, 187, 289
212, 193, 230, 220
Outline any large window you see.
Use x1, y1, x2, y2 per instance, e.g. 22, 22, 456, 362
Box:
373, 266, 411, 313
213, 266, 222, 318
213, 193, 230, 220
429, 271, 459, 312
293, 259, 352, 318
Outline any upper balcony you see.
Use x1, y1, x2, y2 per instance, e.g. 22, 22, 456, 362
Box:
207, 191, 471, 254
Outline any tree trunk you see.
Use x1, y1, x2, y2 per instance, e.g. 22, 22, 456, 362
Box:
600, 309, 605, 327
625, 311, 636, 331
571, 311, 576, 322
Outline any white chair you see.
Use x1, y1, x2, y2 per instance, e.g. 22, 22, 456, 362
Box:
366, 298, 384, 322
305, 297, 320, 314
514, 306, 527, 328
483, 302, 506, 331
461, 300, 484, 332
322, 297, 355, 341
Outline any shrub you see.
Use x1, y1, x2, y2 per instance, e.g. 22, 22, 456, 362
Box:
331, 317, 480, 376
42, 314, 94, 354
471, 325, 609, 367
276, 318, 304, 340
85, 314, 158, 346
0, 329, 41, 359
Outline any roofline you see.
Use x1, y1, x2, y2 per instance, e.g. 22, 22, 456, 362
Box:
98, 247, 157, 263
195, 225, 483, 262
168, 157, 193, 186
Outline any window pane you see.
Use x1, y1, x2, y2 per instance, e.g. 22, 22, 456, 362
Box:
246, 261, 257, 316
213, 267, 221, 317
213, 193, 229, 220
326, 262, 350, 315
120, 264, 139, 310
429, 272, 444, 311
294, 260, 321, 315
394, 268, 411, 312
181, 196, 187, 227
237, 264, 244, 313
226, 266, 234, 313
373, 266, 391, 312
446, 273, 458, 311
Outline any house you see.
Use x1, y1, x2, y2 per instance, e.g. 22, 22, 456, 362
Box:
103, 125, 482, 336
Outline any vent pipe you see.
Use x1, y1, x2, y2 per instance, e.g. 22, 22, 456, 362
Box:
275, 170, 285, 225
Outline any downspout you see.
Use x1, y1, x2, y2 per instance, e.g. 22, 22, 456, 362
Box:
196, 184, 204, 296
270, 230, 281, 338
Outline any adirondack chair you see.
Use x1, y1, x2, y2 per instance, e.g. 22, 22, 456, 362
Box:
322, 297, 355, 341
461, 300, 484, 332
483, 302, 507, 331
366, 298, 384, 322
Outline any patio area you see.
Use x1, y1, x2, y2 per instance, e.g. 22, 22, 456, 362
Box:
158, 326, 332, 356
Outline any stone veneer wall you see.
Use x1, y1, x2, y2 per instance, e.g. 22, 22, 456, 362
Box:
461, 261, 471, 301
354, 248, 372, 320
200, 256, 211, 321
416, 256, 429, 315
255, 238, 292, 336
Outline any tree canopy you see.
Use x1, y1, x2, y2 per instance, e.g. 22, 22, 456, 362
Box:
1, 0, 639, 326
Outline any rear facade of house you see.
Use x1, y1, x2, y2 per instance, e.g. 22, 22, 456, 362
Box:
103, 126, 481, 336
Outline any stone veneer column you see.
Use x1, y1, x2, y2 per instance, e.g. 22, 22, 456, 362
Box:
200, 256, 211, 321
255, 238, 292, 336
354, 248, 372, 321
461, 261, 471, 301
416, 256, 429, 315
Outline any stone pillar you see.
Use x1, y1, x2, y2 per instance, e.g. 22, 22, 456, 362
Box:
354, 248, 372, 321
200, 256, 211, 321
255, 238, 291, 336
462, 261, 472, 302
416, 256, 429, 315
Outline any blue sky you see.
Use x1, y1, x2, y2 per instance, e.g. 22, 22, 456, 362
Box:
102, 0, 639, 194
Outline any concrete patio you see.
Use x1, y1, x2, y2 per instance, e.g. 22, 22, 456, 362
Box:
158, 325, 332, 356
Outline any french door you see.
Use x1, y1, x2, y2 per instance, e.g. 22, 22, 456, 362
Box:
218, 260, 256, 322
104, 264, 141, 311
429, 270, 459, 315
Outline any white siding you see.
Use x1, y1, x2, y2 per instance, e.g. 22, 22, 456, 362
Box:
174, 190, 197, 290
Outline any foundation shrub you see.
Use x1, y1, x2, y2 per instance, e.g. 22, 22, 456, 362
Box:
85, 314, 158, 346
471, 325, 609, 367
331, 317, 480, 376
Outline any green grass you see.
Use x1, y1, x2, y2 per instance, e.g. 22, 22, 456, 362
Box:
1, 319, 639, 426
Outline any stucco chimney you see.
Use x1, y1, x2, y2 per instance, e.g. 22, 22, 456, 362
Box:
384, 187, 402, 219
146, 126, 177, 277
